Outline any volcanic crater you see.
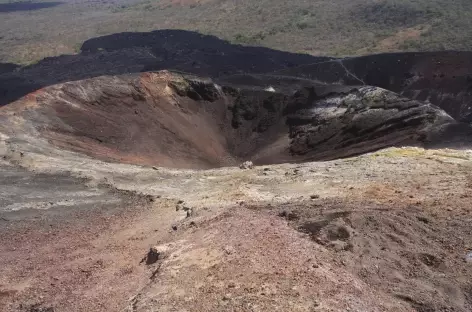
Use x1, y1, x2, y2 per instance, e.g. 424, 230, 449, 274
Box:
2, 70, 471, 169
2, 31, 472, 169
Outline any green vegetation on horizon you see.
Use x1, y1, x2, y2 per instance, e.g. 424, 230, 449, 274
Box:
1, 0, 472, 64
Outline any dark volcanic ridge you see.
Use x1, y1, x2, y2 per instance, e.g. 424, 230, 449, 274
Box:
0, 30, 331, 107
1, 71, 471, 169
2, 29, 472, 114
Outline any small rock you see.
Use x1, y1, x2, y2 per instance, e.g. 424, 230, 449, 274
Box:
145, 195, 155, 202
239, 161, 254, 169
287, 212, 299, 221
144, 246, 162, 265
278, 211, 299, 221
278, 211, 288, 218
186, 209, 193, 218
176, 201, 188, 211
417, 216, 430, 224
178, 205, 193, 217
310, 194, 320, 199
172, 225, 178, 231
447, 207, 453, 211
25, 306, 54, 312
152, 166, 159, 170
223, 245, 235, 255
465, 252, 472, 263
222, 294, 232, 301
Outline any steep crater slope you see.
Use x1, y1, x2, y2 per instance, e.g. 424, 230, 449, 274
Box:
1, 71, 471, 169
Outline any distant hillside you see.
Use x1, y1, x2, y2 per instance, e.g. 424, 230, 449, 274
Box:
1, 0, 472, 64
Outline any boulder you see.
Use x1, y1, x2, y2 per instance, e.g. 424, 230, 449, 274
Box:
239, 161, 254, 169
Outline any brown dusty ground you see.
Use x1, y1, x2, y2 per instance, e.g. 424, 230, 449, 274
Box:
1, 145, 472, 312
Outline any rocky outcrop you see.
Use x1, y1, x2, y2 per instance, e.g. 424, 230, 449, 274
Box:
277, 52, 472, 123
285, 86, 467, 160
